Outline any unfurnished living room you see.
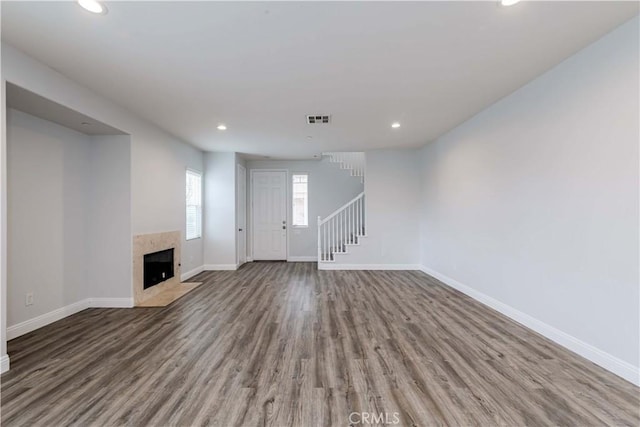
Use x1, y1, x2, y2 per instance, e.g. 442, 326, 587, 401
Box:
0, 1, 638, 426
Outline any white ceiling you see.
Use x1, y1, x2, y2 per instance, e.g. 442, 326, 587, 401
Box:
1, 1, 638, 159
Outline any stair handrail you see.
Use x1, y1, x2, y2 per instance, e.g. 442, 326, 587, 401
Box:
318, 192, 364, 225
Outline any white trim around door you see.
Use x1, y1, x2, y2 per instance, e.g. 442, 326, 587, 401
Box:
236, 164, 247, 266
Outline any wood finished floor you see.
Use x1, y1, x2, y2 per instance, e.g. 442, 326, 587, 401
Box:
1, 262, 638, 426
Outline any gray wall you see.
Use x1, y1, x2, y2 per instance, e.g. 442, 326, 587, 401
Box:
1, 41, 205, 281
7, 109, 90, 325
247, 158, 364, 259
419, 17, 639, 373
87, 135, 132, 299
7, 109, 132, 326
333, 150, 421, 266
131, 130, 203, 274
1, 43, 205, 360
203, 152, 237, 267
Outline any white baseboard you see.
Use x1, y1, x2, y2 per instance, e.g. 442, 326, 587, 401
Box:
89, 298, 134, 308
7, 298, 91, 340
181, 265, 204, 281
419, 265, 640, 386
204, 264, 238, 271
7, 296, 134, 341
287, 256, 317, 262
1, 354, 10, 374
319, 263, 422, 271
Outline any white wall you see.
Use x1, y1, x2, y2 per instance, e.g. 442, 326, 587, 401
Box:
419, 17, 639, 383
331, 150, 421, 267
246, 158, 364, 259
204, 152, 237, 267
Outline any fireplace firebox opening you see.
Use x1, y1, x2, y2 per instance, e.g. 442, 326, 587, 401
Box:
143, 248, 174, 289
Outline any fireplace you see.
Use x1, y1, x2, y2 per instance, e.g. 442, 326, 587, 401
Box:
144, 248, 175, 289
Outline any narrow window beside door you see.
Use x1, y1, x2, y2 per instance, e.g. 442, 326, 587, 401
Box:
292, 174, 308, 227
186, 169, 202, 240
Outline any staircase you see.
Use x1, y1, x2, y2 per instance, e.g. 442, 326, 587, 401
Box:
318, 152, 366, 267
323, 151, 365, 183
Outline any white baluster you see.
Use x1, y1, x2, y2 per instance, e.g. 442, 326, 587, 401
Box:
336, 213, 339, 253
320, 223, 323, 261
344, 208, 348, 249
332, 218, 335, 258
317, 217, 321, 262
321, 223, 324, 261
324, 221, 327, 260
350, 203, 353, 242
348, 208, 351, 247
337, 211, 340, 252
339, 210, 342, 251
329, 219, 332, 259
324, 222, 327, 260
345, 206, 348, 246
328, 220, 331, 260
358, 197, 362, 235
349, 201, 357, 243
345, 204, 348, 244
357, 198, 361, 236
342, 210, 345, 252
363, 195, 366, 234
344, 209, 347, 249
356, 198, 359, 237
338, 212, 344, 252
354, 202, 357, 239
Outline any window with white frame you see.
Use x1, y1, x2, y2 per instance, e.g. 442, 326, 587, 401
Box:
186, 169, 202, 240
292, 174, 308, 227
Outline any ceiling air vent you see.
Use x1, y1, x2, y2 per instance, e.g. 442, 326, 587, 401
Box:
306, 115, 331, 124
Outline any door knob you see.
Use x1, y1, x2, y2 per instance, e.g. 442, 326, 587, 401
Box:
238, 228, 243, 231
282, 225, 287, 230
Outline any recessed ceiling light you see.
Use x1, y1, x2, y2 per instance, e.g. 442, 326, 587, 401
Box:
217, 124, 227, 130
500, 0, 520, 6
391, 122, 401, 129
77, 0, 107, 14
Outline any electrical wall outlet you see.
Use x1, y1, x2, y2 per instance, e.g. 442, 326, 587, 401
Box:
25, 292, 34, 306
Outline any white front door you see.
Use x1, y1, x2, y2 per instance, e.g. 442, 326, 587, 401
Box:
237, 164, 247, 265
252, 170, 287, 260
